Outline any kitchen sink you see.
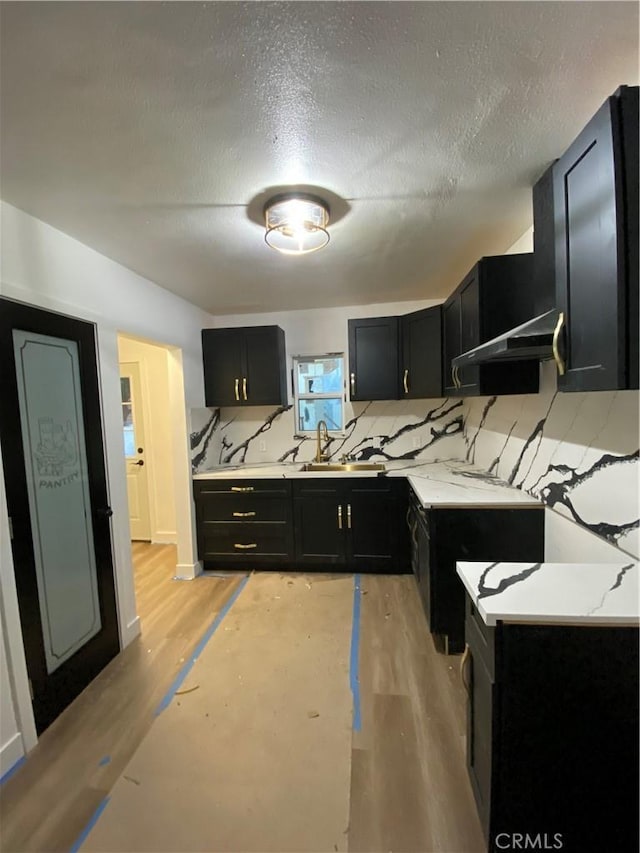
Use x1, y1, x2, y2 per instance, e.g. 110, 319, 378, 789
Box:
299, 461, 386, 472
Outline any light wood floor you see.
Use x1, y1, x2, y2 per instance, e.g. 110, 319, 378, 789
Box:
0, 543, 244, 853
0, 547, 484, 853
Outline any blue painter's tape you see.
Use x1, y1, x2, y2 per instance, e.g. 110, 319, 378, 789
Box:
0, 755, 25, 786
98, 755, 111, 767
154, 574, 250, 716
350, 573, 362, 732
69, 796, 110, 853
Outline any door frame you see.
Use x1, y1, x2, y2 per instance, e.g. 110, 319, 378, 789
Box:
0, 298, 199, 758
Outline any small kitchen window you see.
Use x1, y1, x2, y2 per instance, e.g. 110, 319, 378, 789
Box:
293, 354, 345, 435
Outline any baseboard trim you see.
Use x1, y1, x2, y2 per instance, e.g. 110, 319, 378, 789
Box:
174, 561, 203, 580
0, 733, 25, 782
121, 615, 141, 649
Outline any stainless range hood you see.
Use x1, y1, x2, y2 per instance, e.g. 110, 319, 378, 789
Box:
451, 308, 561, 368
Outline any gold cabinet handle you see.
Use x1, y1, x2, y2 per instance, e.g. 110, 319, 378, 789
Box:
350, 373, 356, 396
403, 368, 409, 394
460, 643, 471, 696
451, 365, 457, 389
347, 503, 352, 529
234, 378, 240, 401
337, 505, 343, 530
552, 311, 566, 376
242, 376, 248, 400
234, 542, 257, 549
232, 511, 256, 518
231, 486, 254, 492
454, 365, 461, 389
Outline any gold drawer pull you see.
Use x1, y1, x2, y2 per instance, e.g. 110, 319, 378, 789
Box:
337, 505, 343, 530
231, 486, 254, 492
347, 503, 352, 529
234, 378, 240, 401
403, 368, 409, 394
460, 643, 471, 696
350, 372, 356, 396
234, 542, 257, 549
242, 376, 248, 400
233, 511, 256, 518
552, 311, 566, 376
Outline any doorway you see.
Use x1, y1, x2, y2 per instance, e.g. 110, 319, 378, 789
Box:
0, 299, 120, 733
117, 334, 178, 549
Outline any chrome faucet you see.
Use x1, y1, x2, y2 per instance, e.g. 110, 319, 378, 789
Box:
315, 419, 330, 463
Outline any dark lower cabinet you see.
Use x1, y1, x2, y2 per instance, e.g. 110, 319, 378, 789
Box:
464, 595, 639, 853
293, 477, 408, 572
194, 476, 408, 572
193, 479, 293, 567
411, 506, 544, 653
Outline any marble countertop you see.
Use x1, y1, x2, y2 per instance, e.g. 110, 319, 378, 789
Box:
457, 560, 639, 626
193, 459, 542, 508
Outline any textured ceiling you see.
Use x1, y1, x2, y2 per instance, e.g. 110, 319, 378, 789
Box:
1, 2, 638, 315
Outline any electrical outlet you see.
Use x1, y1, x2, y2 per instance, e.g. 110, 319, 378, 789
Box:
259, 440, 267, 453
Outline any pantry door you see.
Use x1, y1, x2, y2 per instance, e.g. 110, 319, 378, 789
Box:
0, 298, 120, 734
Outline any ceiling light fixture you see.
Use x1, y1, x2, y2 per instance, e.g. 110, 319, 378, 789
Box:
263, 193, 330, 255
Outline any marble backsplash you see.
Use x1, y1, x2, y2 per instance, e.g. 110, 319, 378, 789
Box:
190, 363, 639, 560
464, 363, 639, 559
190, 398, 465, 470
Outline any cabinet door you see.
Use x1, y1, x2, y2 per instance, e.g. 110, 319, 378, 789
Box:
293, 483, 345, 567
467, 645, 493, 840
442, 297, 461, 395
458, 272, 480, 393
554, 92, 630, 391
348, 317, 400, 401
202, 329, 244, 406
243, 326, 287, 406
346, 480, 401, 572
401, 306, 442, 399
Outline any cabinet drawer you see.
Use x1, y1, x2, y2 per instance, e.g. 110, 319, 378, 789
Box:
465, 595, 495, 679
201, 522, 291, 558
194, 479, 290, 497
198, 493, 289, 522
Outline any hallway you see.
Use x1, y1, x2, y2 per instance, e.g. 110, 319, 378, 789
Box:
0, 546, 484, 852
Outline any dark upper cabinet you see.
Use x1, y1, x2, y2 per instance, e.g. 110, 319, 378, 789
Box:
348, 317, 400, 401
349, 310, 443, 402
400, 305, 443, 399
202, 325, 287, 407
553, 85, 639, 391
443, 256, 540, 397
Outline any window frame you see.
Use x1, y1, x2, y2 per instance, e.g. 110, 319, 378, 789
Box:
292, 352, 346, 437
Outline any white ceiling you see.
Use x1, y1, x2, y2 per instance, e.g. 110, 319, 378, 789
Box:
1, 2, 638, 315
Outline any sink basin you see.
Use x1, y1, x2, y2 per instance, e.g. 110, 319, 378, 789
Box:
299, 462, 386, 472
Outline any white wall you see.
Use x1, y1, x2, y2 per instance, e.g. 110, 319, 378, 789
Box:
0, 200, 214, 760
118, 336, 177, 544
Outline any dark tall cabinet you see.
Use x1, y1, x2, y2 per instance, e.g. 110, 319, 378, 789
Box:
202, 325, 287, 407
553, 84, 639, 391
442, 256, 540, 397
